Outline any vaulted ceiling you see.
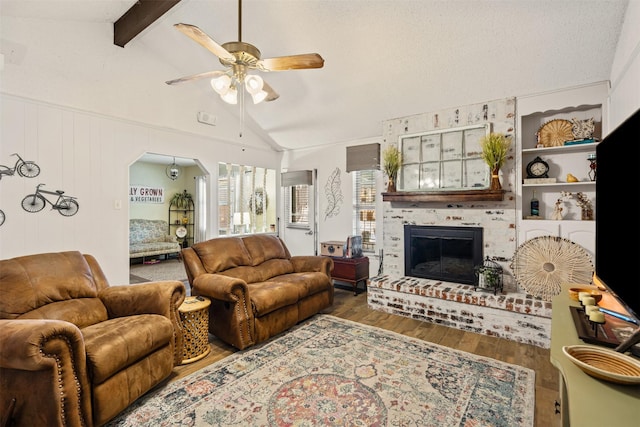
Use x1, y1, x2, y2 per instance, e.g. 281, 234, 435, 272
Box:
0, 0, 629, 151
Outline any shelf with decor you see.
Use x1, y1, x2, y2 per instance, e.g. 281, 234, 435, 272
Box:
516, 81, 609, 256
168, 190, 195, 248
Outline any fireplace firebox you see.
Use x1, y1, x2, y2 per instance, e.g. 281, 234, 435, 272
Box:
404, 225, 483, 285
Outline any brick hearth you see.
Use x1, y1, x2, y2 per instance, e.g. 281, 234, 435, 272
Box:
368, 275, 552, 348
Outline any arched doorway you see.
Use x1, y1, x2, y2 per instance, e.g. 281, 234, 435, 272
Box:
129, 153, 208, 284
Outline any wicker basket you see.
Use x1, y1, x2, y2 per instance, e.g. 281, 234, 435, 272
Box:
178, 296, 211, 364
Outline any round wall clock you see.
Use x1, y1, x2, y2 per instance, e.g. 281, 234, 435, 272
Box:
526, 156, 550, 178
176, 226, 187, 239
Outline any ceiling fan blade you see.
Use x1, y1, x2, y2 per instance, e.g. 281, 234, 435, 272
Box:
262, 80, 280, 102
257, 53, 324, 71
174, 23, 236, 63
166, 70, 227, 86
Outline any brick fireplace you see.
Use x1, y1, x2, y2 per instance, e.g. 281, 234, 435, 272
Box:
368, 97, 552, 349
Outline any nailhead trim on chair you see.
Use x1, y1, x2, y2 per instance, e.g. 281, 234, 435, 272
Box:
41, 334, 87, 427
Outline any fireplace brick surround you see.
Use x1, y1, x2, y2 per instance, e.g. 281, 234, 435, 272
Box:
369, 275, 552, 348
369, 97, 553, 349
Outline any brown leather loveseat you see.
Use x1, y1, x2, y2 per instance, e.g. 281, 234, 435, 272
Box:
182, 234, 334, 350
0, 251, 186, 427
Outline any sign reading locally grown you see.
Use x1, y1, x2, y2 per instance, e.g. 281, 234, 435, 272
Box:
130, 186, 165, 203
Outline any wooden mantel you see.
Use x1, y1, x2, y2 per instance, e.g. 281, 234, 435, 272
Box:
382, 189, 505, 203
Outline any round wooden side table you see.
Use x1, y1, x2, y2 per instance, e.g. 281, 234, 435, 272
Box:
178, 296, 211, 364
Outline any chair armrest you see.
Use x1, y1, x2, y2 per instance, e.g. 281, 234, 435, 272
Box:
192, 274, 249, 303
0, 319, 92, 426
166, 235, 178, 243
191, 274, 255, 350
290, 256, 333, 277
99, 281, 186, 366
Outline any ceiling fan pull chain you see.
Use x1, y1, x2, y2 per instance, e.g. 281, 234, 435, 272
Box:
239, 87, 245, 138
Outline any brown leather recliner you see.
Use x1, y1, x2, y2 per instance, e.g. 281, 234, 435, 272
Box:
182, 234, 334, 350
0, 251, 186, 427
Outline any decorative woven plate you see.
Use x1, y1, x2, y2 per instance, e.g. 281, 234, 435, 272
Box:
562, 345, 640, 384
510, 236, 593, 301
538, 119, 574, 147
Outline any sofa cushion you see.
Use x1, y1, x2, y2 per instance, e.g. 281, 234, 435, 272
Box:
18, 298, 108, 328
267, 272, 333, 300
192, 237, 252, 273
0, 251, 100, 319
222, 259, 295, 283
129, 219, 172, 244
129, 242, 181, 256
242, 235, 289, 266
82, 314, 174, 384
248, 281, 300, 316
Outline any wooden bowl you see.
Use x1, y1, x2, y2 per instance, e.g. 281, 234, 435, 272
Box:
568, 287, 602, 303
562, 345, 640, 384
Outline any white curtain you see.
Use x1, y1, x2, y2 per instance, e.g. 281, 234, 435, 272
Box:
194, 175, 207, 244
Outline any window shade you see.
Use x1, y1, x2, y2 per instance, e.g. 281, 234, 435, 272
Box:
346, 143, 380, 172
281, 170, 313, 186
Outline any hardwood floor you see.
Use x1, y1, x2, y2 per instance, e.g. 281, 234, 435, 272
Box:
168, 288, 561, 427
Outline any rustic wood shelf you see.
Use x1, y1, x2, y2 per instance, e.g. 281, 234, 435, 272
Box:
382, 189, 505, 203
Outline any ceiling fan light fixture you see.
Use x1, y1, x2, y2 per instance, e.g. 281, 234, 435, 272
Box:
250, 89, 268, 104
211, 74, 232, 95
221, 85, 238, 104
245, 74, 264, 93
245, 74, 267, 104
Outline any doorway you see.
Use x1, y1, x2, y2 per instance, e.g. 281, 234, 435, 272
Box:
129, 153, 208, 282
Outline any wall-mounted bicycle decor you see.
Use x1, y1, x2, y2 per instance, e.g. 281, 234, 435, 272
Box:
21, 184, 79, 216
0, 153, 41, 180
0, 209, 4, 227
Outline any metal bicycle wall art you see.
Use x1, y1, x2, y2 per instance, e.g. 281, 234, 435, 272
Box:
21, 184, 79, 216
0, 153, 41, 180
0, 153, 42, 227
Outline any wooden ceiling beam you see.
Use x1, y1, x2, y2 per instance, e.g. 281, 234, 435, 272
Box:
114, 0, 182, 47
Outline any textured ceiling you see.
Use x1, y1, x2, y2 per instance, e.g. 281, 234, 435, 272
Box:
0, 0, 629, 151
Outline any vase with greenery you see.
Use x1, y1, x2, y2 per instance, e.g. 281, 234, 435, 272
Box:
382, 145, 402, 192
479, 132, 512, 190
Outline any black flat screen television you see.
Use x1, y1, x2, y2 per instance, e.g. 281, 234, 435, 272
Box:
595, 107, 640, 323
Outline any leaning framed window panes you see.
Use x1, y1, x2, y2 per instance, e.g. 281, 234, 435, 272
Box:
218, 163, 276, 235
398, 124, 490, 191
353, 170, 376, 253
285, 185, 310, 229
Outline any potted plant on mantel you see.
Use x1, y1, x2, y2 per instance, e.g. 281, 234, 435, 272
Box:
479, 132, 512, 191
382, 145, 402, 193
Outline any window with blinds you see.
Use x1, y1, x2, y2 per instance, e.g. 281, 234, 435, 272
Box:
285, 185, 310, 228
353, 169, 376, 252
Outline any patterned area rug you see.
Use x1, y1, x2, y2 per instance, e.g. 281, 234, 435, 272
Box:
107, 315, 535, 427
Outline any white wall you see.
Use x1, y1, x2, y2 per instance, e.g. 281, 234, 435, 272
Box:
609, 0, 640, 128
0, 94, 281, 284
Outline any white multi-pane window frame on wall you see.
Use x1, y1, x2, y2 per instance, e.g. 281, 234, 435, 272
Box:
353, 169, 377, 253
217, 163, 277, 236
398, 123, 490, 191
284, 185, 310, 229
282, 170, 314, 230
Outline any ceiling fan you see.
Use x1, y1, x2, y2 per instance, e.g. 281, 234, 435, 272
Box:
165, 0, 325, 106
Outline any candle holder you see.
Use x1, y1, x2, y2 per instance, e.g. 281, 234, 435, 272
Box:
587, 153, 596, 181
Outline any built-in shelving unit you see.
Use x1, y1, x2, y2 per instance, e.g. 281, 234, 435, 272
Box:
516, 81, 609, 256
